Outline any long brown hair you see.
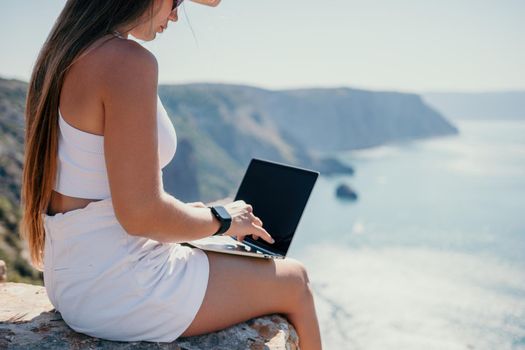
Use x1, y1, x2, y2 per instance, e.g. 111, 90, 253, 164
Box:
21, 0, 158, 270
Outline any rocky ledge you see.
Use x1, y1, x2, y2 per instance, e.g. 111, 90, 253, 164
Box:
0, 282, 299, 349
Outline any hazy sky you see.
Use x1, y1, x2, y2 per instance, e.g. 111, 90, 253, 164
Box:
1, 0, 524, 92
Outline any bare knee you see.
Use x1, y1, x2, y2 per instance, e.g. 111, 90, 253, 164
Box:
282, 258, 313, 302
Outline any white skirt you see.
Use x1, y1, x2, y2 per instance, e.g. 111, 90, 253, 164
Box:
42, 198, 209, 342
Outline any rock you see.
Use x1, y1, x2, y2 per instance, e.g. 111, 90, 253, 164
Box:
0, 260, 6, 283
0, 282, 299, 349
336, 183, 358, 201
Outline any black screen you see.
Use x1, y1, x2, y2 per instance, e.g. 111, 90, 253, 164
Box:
234, 158, 319, 256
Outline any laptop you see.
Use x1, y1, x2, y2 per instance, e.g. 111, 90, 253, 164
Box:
187, 158, 319, 259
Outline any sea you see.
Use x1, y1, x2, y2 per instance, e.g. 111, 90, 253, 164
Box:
288, 120, 525, 349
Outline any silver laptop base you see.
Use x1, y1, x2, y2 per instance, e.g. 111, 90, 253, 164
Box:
185, 236, 284, 259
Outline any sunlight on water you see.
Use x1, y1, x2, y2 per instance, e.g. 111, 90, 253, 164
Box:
418, 121, 525, 178
301, 245, 525, 350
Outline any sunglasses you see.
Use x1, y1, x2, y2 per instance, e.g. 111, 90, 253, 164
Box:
172, 0, 184, 11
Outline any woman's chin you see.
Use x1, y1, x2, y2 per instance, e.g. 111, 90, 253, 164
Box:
131, 31, 157, 41
140, 33, 157, 42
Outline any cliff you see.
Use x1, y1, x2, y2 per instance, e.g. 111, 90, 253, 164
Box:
158, 84, 457, 198
0, 282, 299, 349
159, 84, 457, 155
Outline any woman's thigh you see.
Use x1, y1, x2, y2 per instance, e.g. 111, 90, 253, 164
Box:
181, 251, 309, 337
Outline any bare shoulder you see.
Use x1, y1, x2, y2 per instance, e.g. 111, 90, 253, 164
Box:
87, 38, 158, 93
77, 38, 158, 96
99, 38, 157, 70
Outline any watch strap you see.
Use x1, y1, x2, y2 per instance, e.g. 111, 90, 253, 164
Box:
209, 205, 232, 235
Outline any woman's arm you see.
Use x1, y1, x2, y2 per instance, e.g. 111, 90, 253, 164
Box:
100, 40, 271, 244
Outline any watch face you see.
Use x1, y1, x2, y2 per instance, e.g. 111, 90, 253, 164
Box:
214, 206, 232, 221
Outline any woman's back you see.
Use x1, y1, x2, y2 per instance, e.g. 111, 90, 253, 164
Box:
49, 36, 166, 215
59, 36, 122, 137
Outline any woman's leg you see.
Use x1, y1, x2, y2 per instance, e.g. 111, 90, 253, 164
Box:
181, 251, 322, 350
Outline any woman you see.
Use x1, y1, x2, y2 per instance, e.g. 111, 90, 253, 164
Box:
20, 0, 322, 348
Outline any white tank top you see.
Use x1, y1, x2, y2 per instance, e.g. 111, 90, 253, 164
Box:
53, 95, 177, 199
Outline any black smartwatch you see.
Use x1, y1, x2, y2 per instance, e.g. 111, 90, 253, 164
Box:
209, 205, 232, 236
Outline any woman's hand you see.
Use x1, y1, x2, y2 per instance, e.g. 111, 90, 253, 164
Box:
223, 200, 274, 244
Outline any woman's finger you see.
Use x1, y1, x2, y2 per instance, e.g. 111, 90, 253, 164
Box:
251, 223, 274, 244
249, 212, 262, 226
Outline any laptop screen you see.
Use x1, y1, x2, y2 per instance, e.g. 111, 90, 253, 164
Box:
234, 158, 319, 256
